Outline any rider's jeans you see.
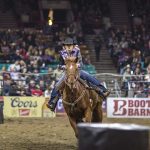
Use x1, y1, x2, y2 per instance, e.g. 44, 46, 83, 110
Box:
49, 73, 65, 103
48, 70, 107, 104
80, 70, 107, 91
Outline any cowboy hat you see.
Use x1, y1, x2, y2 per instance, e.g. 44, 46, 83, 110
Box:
63, 37, 74, 45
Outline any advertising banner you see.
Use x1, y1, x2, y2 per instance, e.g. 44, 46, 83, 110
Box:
3, 97, 54, 117
55, 99, 106, 116
0, 96, 4, 102
56, 98, 66, 116
107, 97, 150, 118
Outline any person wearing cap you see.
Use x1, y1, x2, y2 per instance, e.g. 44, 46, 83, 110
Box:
47, 37, 110, 111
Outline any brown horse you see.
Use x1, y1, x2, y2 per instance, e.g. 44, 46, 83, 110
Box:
58, 56, 103, 138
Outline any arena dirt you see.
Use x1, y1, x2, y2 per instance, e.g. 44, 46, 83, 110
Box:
0, 115, 150, 150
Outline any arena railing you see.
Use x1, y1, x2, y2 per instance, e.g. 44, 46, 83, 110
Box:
95, 73, 149, 98
0, 71, 149, 98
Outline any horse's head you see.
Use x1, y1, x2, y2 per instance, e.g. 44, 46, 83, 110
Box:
64, 56, 79, 87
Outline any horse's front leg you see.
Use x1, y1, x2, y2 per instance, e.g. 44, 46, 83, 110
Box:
84, 107, 92, 122
68, 116, 78, 138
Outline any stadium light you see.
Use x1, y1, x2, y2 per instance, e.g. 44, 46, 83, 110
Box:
48, 9, 53, 26
48, 19, 53, 26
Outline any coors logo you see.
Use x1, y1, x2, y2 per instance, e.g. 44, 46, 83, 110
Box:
11, 97, 37, 108
19, 109, 30, 116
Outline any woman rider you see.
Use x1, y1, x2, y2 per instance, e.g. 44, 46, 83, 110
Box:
47, 37, 110, 111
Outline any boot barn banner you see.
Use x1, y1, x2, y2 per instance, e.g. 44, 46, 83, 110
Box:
3, 97, 55, 117
107, 98, 150, 118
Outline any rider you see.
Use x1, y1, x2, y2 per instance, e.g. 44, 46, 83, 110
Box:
47, 37, 110, 111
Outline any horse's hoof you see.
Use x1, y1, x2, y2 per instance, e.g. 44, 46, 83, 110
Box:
76, 118, 84, 123
75, 134, 78, 139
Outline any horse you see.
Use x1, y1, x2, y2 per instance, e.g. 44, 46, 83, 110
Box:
58, 56, 103, 138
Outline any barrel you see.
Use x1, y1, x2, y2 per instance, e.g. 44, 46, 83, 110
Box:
78, 123, 150, 150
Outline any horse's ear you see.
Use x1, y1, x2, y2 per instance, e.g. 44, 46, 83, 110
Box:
70, 56, 77, 62
64, 56, 77, 64
65, 56, 70, 62
75, 57, 78, 63
72, 57, 78, 63
64, 58, 68, 64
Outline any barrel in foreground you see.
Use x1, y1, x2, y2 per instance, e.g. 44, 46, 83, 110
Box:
78, 123, 150, 150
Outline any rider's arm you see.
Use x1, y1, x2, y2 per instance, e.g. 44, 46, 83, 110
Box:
58, 53, 66, 70
77, 49, 83, 68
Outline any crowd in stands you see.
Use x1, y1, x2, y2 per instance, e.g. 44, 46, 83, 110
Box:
105, 0, 150, 98
71, 0, 149, 98
1, 0, 104, 97
0, 0, 149, 98
127, 0, 150, 30
71, 0, 111, 34
0, 25, 91, 96
1, 0, 40, 26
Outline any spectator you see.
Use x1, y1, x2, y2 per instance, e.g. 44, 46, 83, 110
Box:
122, 65, 132, 96
44, 86, 52, 98
94, 36, 102, 61
31, 85, 43, 96
145, 64, 150, 82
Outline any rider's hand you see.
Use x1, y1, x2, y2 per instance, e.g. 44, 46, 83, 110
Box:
77, 63, 81, 68
61, 65, 66, 70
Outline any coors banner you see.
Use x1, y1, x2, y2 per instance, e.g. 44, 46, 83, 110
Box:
3, 97, 55, 117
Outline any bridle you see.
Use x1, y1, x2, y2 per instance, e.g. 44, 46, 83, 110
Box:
64, 65, 79, 89
63, 65, 86, 112
63, 73, 86, 112
62, 87, 86, 112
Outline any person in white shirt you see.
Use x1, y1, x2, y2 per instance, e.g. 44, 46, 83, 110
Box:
145, 64, 150, 82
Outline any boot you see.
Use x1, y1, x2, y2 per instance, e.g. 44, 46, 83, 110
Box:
47, 87, 60, 112
103, 90, 110, 97
98, 85, 110, 98
47, 96, 59, 112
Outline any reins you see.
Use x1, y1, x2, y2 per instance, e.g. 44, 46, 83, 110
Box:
62, 87, 86, 111
64, 72, 78, 88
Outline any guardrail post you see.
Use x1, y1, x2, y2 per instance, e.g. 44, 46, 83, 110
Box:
0, 101, 4, 124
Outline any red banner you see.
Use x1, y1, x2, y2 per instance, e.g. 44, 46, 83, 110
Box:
0, 97, 4, 102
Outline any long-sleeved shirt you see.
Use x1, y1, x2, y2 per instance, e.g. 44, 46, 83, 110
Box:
59, 46, 83, 69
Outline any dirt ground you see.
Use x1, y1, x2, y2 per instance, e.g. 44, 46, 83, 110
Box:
0, 115, 150, 150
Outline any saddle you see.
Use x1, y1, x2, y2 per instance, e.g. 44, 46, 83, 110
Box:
78, 78, 105, 99
56, 78, 106, 99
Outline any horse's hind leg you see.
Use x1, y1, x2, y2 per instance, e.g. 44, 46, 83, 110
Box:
92, 103, 103, 122
68, 116, 78, 138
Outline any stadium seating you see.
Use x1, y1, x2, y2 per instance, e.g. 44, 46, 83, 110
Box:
0, 64, 11, 70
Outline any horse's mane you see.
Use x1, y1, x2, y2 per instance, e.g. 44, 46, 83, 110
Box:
65, 56, 77, 63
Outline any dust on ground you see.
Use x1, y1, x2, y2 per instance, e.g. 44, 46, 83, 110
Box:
0, 115, 150, 150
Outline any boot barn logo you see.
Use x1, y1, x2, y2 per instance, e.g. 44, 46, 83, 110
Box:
107, 98, 150, 118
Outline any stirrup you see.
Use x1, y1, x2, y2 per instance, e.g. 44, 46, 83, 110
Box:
46, 103, 56, 112
103, 90, 110, 97
47, 96, 59, 111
